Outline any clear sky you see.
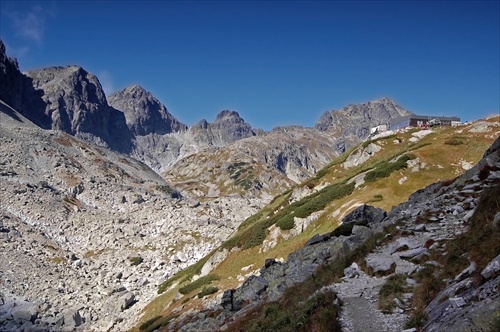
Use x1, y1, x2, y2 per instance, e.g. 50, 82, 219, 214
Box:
1, 1, 499, 130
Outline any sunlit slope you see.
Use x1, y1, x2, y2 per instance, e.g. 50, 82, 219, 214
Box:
134, 116, 499, 331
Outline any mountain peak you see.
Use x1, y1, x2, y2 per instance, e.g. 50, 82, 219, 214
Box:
123, 84, 148, 95
215, 110, 242, 122
108, 86, 186, 136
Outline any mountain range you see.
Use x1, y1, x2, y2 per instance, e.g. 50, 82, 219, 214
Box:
1, 37, 498, 332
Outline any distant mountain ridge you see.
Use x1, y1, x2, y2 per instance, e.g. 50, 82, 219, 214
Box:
1, 38, 413, 180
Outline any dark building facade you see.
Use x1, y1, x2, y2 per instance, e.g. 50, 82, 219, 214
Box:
390, 114, 461, 130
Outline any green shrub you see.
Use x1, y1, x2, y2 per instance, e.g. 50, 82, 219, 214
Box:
141, 314, 179, 332
179, 274, 220, 295
128, 256, 143, 266
157, 250, 215, 294
139, 315, 161, 331
276, 214, 295, 230
198, 286, 219, 298
365, 154, 415, 182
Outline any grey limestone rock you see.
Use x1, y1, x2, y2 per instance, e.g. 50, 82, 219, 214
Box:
342, 204, 387, 226
116, 292, 135, 312
481, 254, 500, 280
233, 276, 268, 305
63, 307, 83, 328
11, 305, 36, 323
365, 254, 396, 275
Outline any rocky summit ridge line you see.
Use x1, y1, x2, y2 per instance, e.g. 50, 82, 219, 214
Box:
1, 38, 412, 178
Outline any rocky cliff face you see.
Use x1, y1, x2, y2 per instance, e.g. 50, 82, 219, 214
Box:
315, 97, 411, 152
25, 66, 134, 153
0, 40, 49, 129
108, 85, 187, 136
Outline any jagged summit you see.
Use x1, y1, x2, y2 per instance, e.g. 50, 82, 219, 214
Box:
24, 65, 133, 153
214, 109, 244, 123
108, 85, 187, 136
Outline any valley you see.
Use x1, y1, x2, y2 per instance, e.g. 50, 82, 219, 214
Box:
0, 37, 499, 332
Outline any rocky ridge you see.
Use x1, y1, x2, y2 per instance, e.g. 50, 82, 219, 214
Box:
2, 37, 496, 332
163, 126, 341, 199
2, 39, 412, 185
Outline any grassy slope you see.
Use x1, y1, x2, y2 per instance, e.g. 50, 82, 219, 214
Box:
133, 117, 499, 330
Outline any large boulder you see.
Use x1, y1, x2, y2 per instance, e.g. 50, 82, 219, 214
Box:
63, 306, 83, 328
342, 204, 387, 225
116, 292, 135, 312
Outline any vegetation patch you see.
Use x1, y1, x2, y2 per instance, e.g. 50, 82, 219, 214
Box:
179, 274, 220, 295
139, 314, 179, 332
139, 315, 161, 331
128, 256, 143, 266
53, 135, 74, 147
369, 194, 384, 202
444, 136, 467, 146
378, 274, 407, 313
225, 181, 356, 246
155, 184, 181, 198
197, 286, 219, 298
365, 154, 415, 183
405, 310, 428, 330
362, 134, 397, 148
157, 249, 216, 294
233, 290, 341, 332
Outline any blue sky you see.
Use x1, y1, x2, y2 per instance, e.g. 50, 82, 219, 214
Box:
1, 1, 499, 130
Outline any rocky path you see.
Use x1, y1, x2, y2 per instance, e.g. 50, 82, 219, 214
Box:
332, 267, 408, 332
